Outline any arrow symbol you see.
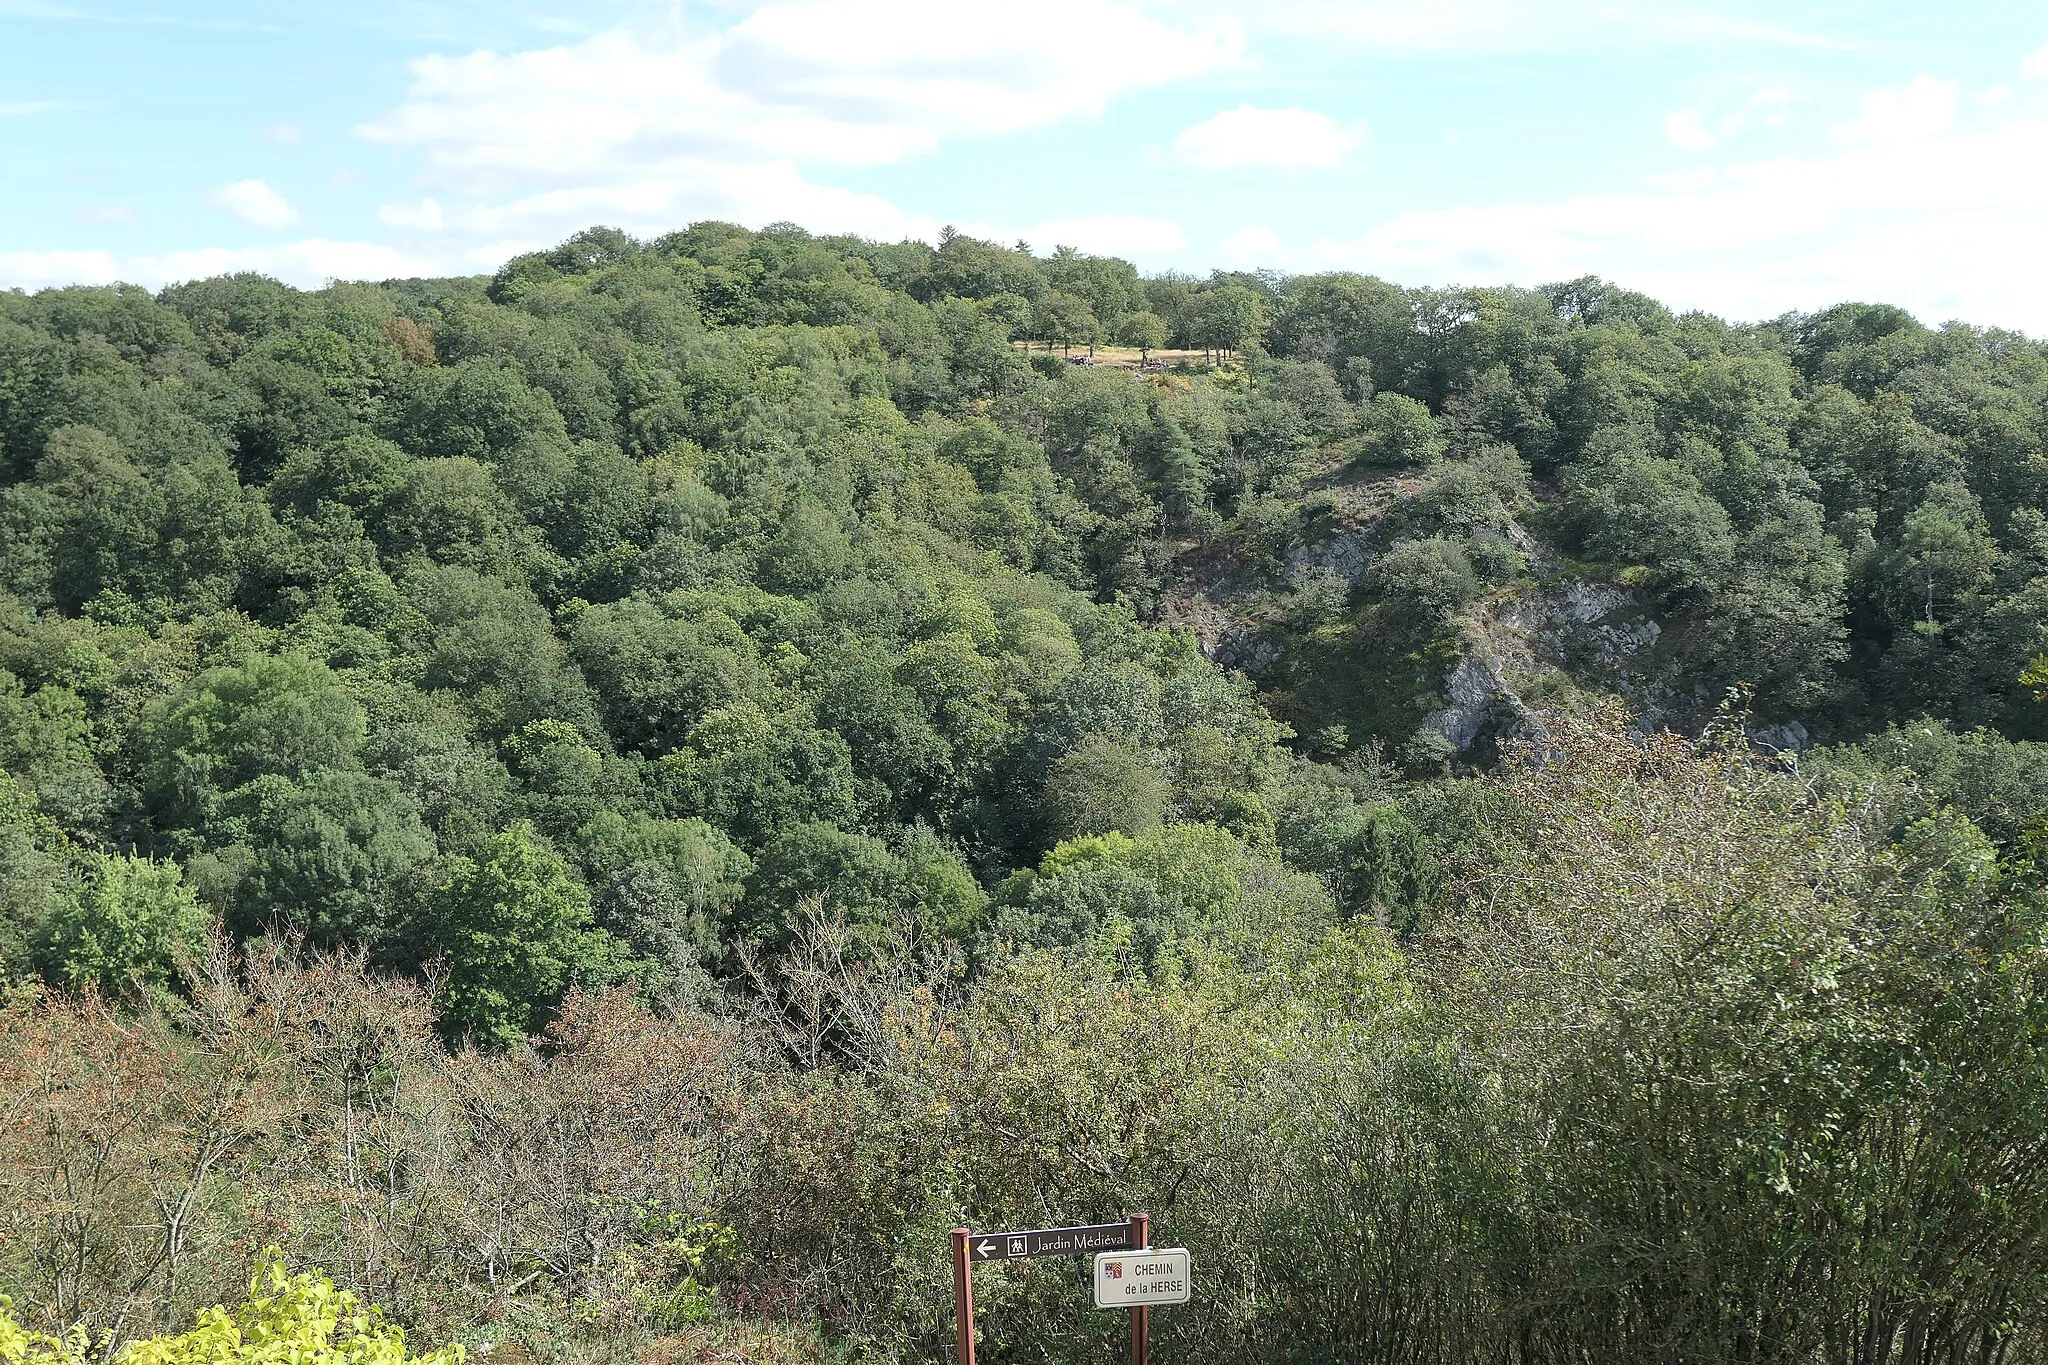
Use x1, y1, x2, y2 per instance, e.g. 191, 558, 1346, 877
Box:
977, 1240, 996, 1258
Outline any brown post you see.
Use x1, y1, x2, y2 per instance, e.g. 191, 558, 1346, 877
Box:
1128, 1212, 1149, 1365
951, 1228, 976, 1365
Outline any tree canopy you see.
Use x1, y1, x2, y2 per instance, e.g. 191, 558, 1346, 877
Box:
7, 224, 2048, 1363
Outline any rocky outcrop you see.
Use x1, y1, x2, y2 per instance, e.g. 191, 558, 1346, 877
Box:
1419, 655, 1538, 753
1283, 530, 1374, 588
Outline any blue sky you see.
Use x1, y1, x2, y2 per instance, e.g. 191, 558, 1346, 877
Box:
6, 0, 2048, 329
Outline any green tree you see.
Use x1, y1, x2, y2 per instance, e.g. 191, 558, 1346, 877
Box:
1358, 392, 1446, 467
0, 771, 68, 976
1115, 310, 1170, 362
1031, 291, 1100, 357
1366, 538, 1479, 632
35, 853, 209, 996
141, 652, 368, 831
575, 809, 751, 986
1195, 285, 1270, 363
1043, 734, 1171, 840
208, 769, 434, 946
741, 820, 984, 950
988, 822, 1333, 972
426, 820, 625, 1045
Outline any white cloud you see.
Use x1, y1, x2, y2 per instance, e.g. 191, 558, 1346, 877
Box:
1187, 0, 1847, 55
1299, 76, 2048, 331
378, 197, 444, 230
203, 179, 303, 229
1025, 216, 1187, 257
2023, 43, 2048, 79
131, 239, 439, 286
1833, 73, 1954, 142
1664, 86, 1794, 151
263, 122, 304, 144
0, 99, 62, 117
0, 249, 120, 290
0, 240, 445, 292
380, 161, 940, 245
71, 203, 138, 224
359, 2, 1237, 246
723, 0, 1238, 137
1219, 225, 1282, 260
1663, 110, 1719, 151
1175, 105, 1354, 169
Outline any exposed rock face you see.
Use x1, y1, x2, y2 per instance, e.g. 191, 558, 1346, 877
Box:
1489, 577, 1681, 708
1423, 576, 1670, 756
1539, 581, 1664, 670
1748, 719, 1811, 754
1420, 655, 1534, 753
1283, 530, 1374, 588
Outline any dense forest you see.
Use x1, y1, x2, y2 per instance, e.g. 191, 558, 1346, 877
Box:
4, 222, 2048, 1364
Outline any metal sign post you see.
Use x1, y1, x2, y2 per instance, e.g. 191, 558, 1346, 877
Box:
1128, 1212, 1149, 1365
951, 1227, 976, 1365
949, 1214, 1179, 1365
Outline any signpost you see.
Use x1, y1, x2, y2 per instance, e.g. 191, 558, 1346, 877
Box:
1093, 1247, 1192, 1309
966, 1222, 1133, 1262
950, 1212, 1184, 1365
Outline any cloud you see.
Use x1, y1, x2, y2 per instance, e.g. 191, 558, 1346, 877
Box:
1663, 87, 1794, 152
1175, 105, 1355, 169
130, 239, 441, 286
0, 249, 120, 290
1833, 74, 1954, 142
203, 179, 303, 228
71, 203, 138, 224
722, 0, 1238, 138
2024, 43, 2048, 80
1219, 225, 1283, 261
1663, 110, 1720, 151
359, 2, 1237, 246
377, 162, 940, 244
0, 239, 446, 292
1197, 0, 1849, 55
1299, 76, 2048, 331
263, 123, 304, 144
1024, 216, 1187, 257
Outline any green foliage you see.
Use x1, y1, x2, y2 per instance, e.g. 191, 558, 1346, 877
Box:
1366, 538, 1480, 632
425, 821, 626, 1045
142, 653, 367, 830
7, 708, 2048, 1362
5, 219, 2048, 1071
1356, 391, 1444, 466
1113, 311, 1169, 357
989, 822, 1333, 973
1041, 734, 1170, 840
1028, 292, 1099, 356
33, 853, 208, 996
122, 1255, 465, 1365
741, 820, 984, 950
0, 771, 70, 976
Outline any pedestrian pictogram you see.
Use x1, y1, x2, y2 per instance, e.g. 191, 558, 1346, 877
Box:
952, 1214, 1181, 1365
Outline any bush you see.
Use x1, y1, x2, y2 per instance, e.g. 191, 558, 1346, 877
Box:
125, 1256, 462, 1365
34, 854, 209, 995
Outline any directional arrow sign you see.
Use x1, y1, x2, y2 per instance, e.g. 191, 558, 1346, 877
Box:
965, 1222, 1134, 1262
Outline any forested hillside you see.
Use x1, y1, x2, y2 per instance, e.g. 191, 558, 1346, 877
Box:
5, 223, 2048, 1364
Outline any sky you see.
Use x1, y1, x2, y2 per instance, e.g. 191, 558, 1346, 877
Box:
5, 0, 2048, 330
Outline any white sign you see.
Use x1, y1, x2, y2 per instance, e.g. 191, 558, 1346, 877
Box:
1093, 1247, 1192, 1308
